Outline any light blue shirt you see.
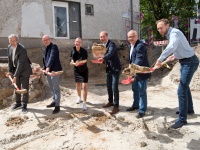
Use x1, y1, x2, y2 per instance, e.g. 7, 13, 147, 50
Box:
158, 27, 194, 62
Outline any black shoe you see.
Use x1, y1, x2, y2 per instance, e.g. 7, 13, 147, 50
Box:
12, 103, 22, 110
126, 106, 139, 111
52, 106, 60, 114
22, 104, 27, 113
175, 111, 195, 115
170, 120, 187, 129
136, 112, 145, 118
46, 102, 55, 108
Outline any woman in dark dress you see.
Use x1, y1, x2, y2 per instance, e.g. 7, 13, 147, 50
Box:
70, 38, 88, 110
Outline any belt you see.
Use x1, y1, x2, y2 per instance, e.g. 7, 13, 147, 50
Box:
179, 55, 195, 61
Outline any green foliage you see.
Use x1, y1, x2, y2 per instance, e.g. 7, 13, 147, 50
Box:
140, 0, 198, 40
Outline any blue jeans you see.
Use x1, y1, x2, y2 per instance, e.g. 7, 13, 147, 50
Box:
132, 79, 148, 113
106, 71, 120, 108
178, 55, 199, 122
47, 75, 61, 106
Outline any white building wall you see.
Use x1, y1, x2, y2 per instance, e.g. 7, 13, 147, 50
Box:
0, 0, 139, 40
81, 0, 131, 40
21, 2, 51, 37
0, 0, 53, 38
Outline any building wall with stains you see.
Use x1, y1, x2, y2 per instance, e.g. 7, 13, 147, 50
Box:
0, 0, 140, 48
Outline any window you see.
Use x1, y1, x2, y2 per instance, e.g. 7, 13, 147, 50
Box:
52, 1, 69, 39
85, 4, 94, 15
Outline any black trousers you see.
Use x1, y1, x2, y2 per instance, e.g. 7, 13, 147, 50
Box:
15, 76, 30, 104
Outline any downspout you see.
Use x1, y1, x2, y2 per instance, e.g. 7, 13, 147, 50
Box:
130, 0, 133, 29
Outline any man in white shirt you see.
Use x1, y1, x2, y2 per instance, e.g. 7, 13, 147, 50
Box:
6, 34, 32, 113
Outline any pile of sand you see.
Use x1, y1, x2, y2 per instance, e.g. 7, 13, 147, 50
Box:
0, 45, 199, 150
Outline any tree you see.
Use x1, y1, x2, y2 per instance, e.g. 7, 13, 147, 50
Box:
140, 0, 198, 40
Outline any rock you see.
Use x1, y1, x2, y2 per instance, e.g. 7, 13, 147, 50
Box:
0, 63, 47, 107
29, 89, 42, 102
0, 88, 13, 100
140, 141, 147, 147
2, 99, 8, 106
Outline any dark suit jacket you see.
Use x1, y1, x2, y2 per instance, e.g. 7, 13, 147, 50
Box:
43, 43, 62, 72
8, 43, 32, 77
129, 40, 150, 80
103, 40, 121, 73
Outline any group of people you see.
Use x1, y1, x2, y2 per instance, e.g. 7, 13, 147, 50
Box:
7, 18, 199, 129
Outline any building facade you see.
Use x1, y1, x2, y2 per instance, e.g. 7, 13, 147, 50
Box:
0, 0, 140, 48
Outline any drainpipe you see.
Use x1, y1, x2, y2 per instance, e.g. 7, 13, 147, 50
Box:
130, 0, 133, 29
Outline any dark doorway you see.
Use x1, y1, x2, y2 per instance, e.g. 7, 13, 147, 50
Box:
69, 2, 81, 39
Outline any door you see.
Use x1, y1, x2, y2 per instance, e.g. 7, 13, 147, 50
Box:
69, 2, 81, 39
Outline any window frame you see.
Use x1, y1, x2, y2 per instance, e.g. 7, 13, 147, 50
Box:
85, 4, 94, 16
52, 1, 69, 39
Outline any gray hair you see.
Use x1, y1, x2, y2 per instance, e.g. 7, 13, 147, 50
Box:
127, 30, 138, 36
75, 37, 82, 41
8, 34, 19, 41
100, 31, 108, 36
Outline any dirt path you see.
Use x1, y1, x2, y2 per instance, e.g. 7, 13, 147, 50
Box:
0, 77, 200, 150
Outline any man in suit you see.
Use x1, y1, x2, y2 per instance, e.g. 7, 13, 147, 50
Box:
42, 35, 62, 114
126, 30, 151, 118
98, 31, 121, 114
7, 34, 32, 113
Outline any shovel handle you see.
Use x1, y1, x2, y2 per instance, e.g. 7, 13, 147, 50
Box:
151, 59, 170, 70
8, 75, 20, 90
42, 70, 63, 76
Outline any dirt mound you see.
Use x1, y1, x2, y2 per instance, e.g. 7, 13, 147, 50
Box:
5, 116, 29, 127
0, 45, 200, 150
161, 44, 200, 90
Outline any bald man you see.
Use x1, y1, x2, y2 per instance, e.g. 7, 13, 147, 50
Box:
42, 35, 62, 114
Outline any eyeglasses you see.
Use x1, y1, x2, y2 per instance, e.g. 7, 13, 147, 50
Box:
43, 38, 50, 42
128, 35, 136, 39
10, 40, 17, 42
157, 27, 164, 31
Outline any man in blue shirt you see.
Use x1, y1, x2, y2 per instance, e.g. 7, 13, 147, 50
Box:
155, 19, 199, 129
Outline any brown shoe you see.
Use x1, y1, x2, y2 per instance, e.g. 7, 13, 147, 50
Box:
102, 102, 114, 108
110, 107, 119, 115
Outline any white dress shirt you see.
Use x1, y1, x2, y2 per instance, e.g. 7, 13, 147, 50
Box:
103, 41, 108, 47
130, 44, 134, 60
12, 47, 16, 67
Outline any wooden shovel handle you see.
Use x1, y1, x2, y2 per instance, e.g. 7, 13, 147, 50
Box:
151, 59, 170, 70
8, 75, 20, 90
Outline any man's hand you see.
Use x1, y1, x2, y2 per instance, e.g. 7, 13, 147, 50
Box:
98, 58, 104, 63
6, 72, 13, 77
75, 61, 80, 67
154, 60, 162, 69
70, 60, 75, 65
49, 72, 56, 76
45, 67, 50, 74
